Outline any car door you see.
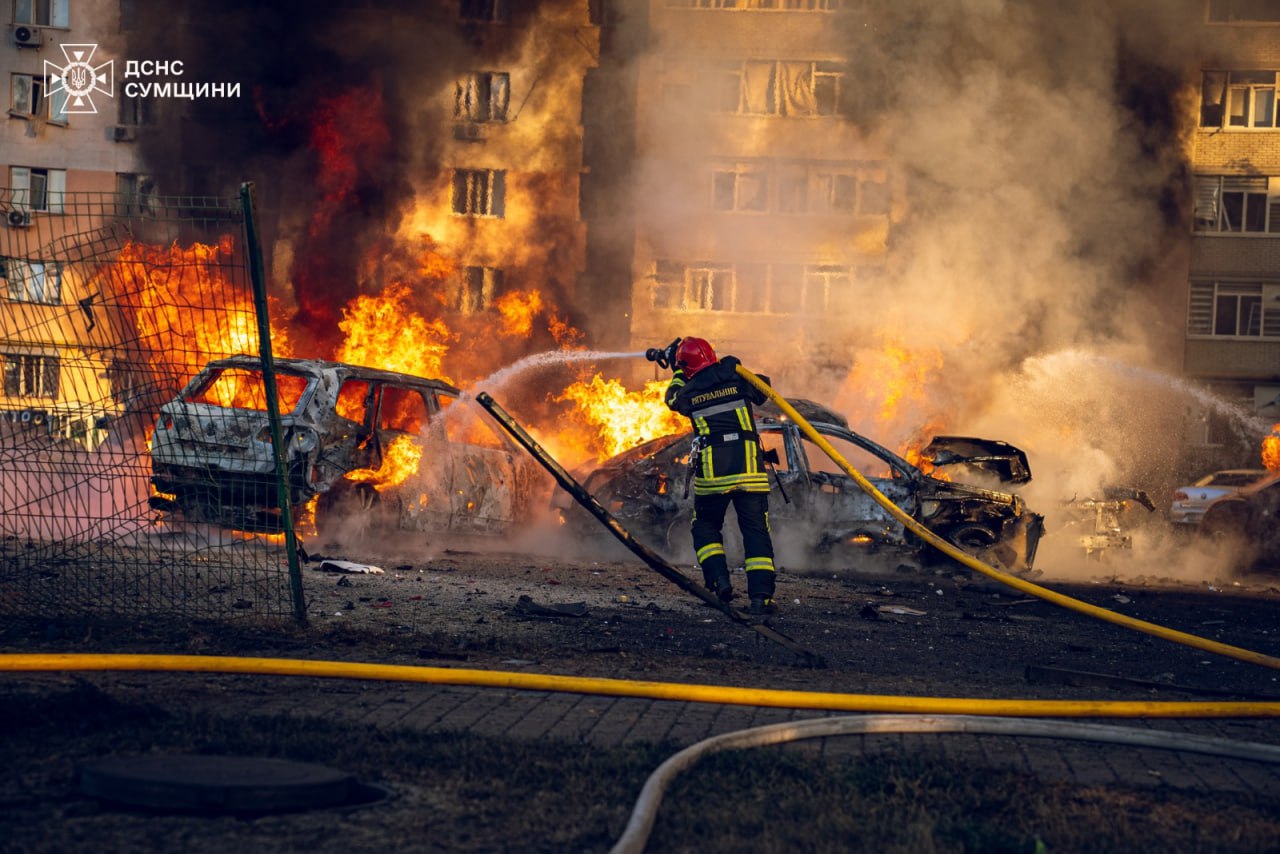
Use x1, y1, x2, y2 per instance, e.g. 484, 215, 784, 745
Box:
788, 424, 920, 547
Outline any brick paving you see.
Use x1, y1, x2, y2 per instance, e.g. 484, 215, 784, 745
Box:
6, 667, 1280, 799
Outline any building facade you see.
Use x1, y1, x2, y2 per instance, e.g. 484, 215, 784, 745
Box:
1186, 0, 1280, 462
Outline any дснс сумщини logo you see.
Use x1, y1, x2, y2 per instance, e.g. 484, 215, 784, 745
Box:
45, 44, 114, 116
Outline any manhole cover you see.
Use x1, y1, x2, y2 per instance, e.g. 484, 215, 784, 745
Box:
80, 755, 360, 813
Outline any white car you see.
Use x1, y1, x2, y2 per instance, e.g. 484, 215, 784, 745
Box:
1169, 469, 1269, 527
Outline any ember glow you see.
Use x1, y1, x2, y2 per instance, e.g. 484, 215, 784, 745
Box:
345, 434, 422, 492
555, 375, 685, 462
107, 237, 294, 388
1264, 425, 1280, 473
335, 282, 452, 381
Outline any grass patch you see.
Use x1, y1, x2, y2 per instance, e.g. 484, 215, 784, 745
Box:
2, 685, 1278, 853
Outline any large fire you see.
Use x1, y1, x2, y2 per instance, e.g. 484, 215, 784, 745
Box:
1264, 424, 1280, 473
345, 434, 423, 492
555, 375, 685, 463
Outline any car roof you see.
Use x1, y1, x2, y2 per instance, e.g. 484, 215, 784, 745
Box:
206, 355, 462, 395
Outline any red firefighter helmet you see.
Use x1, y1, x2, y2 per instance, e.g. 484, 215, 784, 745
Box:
675, 337, 717, 377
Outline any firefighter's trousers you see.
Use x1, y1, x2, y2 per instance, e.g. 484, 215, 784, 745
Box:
691, 490, 775, 598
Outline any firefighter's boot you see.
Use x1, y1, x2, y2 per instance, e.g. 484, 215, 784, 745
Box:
746, 567, 776, 615
698, 544, 733, 603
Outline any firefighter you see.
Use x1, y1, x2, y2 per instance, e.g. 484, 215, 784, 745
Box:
660, 337, 778, 615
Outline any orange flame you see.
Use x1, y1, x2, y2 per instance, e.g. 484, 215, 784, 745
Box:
1264, 424, 1280, 473
103, 237, 293, 389
345, 434, 422, 492
555, 375, 686, 463
335, 282, 452, 381
494, 290, 543, 337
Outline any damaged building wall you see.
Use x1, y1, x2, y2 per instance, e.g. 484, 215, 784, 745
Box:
625, 0, 900, 366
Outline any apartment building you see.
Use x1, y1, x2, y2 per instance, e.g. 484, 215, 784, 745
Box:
599, 0, 895, 370
1186, 0, 1280, 460
1, 0, 148, 447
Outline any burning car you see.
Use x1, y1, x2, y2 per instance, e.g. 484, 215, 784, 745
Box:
555, 399, 1044, 574
149, 356, 544, 538
1196, 472, 1280, 572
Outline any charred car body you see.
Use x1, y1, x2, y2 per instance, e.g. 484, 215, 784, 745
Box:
150, 356, 543, 537
557, 400, 1045, 573
1197, 471, 1280, 572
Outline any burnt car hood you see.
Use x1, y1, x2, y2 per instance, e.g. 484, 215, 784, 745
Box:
920, 436, 1032, 484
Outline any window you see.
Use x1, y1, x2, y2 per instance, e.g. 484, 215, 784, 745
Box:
459, 0, 509, 22
711, 164, 767, 211
651, 260, 861, 313
451, 169, 505, 217
650, 260, 736, 310
2, 353, 59, 399
378, 385, 428, 433
117, 89, 153, 126
1201, 71, 1280, 128
116, 173, 157, 217
800, 265, 849, 313
1208, 0, 1280, 22
454, 265, 503, 314
14, 0, 68, 26
1187, 281, 1280, 337
713, 60, 847, 116
2, 259, 62, 304
1194, 176, 1280, 232
10, 74, 68, 123
815, 172, 858, 213
455, 72, 510, 123
10, 167, 66, 213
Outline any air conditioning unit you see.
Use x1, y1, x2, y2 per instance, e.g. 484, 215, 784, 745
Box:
453, 122, 487, 142
11, 24, 42, 48
110, 125, 137, 142
6, 210, 32, 228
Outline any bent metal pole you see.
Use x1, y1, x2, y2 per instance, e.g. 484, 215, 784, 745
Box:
474, 391, 825, 668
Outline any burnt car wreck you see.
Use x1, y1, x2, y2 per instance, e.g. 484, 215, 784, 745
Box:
556, 400, 1045, 574
149, 356, 543, 539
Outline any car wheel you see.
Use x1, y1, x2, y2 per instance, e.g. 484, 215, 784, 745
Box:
315, 482, 396, 546
1198, 505, 1258, 573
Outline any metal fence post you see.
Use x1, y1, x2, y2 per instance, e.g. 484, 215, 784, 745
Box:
241, 182, 307, 625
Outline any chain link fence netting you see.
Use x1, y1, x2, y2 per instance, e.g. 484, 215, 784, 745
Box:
0, 189, 302, 626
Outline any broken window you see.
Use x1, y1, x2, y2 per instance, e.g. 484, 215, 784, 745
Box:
715, 61, 846, 117
117, 88, 153, 127
116, 173, 157, 217
1208, 0, 1280, 22
711, 164, 767, 212
2, 352, 59, 399
815, 172, 857, 213
777, 164, 808, 213
1188, 281, 1280, 338
336, 379, 372, 424
451, 169, 505, 217
10, 74, 68, 123
1202, 71, 1280, 128
455, 72, 510, 123
378, 385, 429, 434
455, 265, 503, 314
14, 0, 69, 26
3, 259, 61, 304
184, 367, 308, 412
687, 263, 735, 310
9, 166, 65, 213
800, 265, 850, 314
1194, 175, 1280, 232
459, 0, 509, 22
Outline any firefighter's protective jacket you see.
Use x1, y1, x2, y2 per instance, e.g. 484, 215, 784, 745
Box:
664, 356, 771, 496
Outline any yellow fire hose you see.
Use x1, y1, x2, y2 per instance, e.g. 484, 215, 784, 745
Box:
734, 365, 1280, 673
3, 653, 1280, 717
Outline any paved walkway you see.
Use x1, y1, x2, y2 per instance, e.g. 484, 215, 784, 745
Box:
18, 670, 1277, 798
